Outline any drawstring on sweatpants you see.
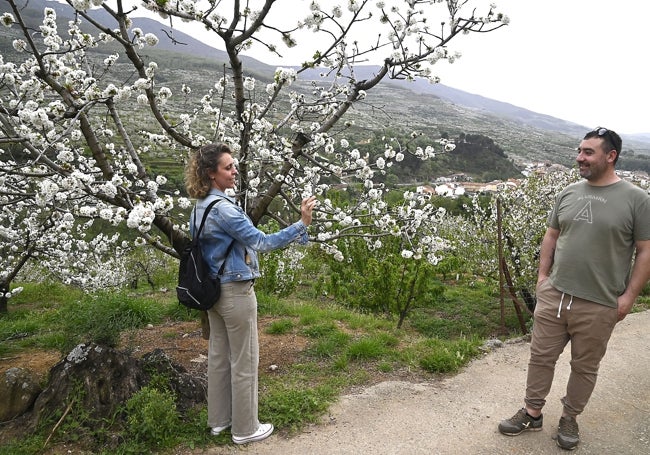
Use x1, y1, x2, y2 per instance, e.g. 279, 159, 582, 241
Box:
557, 292, 574, 318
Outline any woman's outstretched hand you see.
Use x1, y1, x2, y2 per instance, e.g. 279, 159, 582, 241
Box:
300, 195, 317, 226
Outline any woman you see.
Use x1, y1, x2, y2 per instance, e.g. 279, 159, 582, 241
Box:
184, 143, 316, 445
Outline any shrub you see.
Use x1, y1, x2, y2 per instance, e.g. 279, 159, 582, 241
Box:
125, 386, 179, 449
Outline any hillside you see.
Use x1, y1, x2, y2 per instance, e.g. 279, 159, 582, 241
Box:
3, 0, 650, 177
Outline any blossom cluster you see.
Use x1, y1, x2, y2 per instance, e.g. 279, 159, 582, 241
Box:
1, 0, 508, 297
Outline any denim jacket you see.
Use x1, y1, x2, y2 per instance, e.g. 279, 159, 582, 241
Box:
190, 189, 309, 283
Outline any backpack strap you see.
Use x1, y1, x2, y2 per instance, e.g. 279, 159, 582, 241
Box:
193, 197, 236, 277
217, 240, 236, 276
193, 198, 221, 241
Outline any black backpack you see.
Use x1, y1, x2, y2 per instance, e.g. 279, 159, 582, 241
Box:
176, 198, 235, 310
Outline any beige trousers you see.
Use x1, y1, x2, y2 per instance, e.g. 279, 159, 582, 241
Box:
525, 279, 618, 416
206, 280, 260, 437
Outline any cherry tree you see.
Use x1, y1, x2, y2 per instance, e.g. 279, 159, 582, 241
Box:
443, 168, 579, 311
0, 0, 508, 312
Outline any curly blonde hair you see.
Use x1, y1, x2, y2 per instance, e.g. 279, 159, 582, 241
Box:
184, 143, 232, 199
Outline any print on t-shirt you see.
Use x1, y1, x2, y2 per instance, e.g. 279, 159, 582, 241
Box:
573, 201, 593, 223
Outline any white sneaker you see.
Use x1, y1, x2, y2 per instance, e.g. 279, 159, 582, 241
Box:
232, 423, 274, 444
210, 422, 231, 436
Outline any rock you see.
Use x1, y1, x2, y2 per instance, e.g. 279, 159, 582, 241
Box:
0, 367, 42, 422
141, 348, 206, 413
28, 343, 206, 430
480, 339, 505, 352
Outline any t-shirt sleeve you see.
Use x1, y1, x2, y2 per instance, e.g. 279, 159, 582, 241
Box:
634, 191, 650, 241
547, 193, 562, 230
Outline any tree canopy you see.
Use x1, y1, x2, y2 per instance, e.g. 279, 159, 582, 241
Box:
0, 0, 508, 311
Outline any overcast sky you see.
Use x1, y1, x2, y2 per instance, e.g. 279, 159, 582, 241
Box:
430, 0, 650, 135
131, 0, 648, 134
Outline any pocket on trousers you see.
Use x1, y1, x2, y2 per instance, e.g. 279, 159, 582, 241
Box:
227, 280, 255, 297
535, 277, 549, 291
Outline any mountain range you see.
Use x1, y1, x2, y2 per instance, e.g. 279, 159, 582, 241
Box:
4, 0, 650, 166
117, 8, 650, 163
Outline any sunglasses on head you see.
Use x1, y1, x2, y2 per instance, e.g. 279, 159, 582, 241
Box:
591, 127, 619, 152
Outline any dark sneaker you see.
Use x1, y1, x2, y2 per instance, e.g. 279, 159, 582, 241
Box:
556, 416, 579, 450
498, 408, 543, 435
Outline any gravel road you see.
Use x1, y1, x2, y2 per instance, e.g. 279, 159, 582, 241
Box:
204, 310, 650, 455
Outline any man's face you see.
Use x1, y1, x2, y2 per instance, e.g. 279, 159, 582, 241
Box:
576, 137, 616, 182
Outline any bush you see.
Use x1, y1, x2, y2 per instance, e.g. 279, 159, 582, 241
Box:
322, 235, 446, 327
125, 386, 180, 449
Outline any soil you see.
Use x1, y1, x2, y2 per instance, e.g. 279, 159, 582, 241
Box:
0, 316, 314, 387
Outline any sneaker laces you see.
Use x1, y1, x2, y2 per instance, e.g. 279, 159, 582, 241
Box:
558, 416, 579, 437
510, 408, 538, 425
511, 408, 528, 424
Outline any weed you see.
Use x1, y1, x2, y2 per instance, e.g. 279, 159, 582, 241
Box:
378, 361, 393, 373
306, 331, 351, 359
300, 322, 338, 338
417, 337, 481, 373
266, 318, 295, 335
125, 386, 180, 449
260, 384, 338, 432
346, 334, 395, 360
332, 355, 349, 371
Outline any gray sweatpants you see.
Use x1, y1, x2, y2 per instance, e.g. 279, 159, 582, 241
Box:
207, 280, 260, 437
525, 279, 618, 416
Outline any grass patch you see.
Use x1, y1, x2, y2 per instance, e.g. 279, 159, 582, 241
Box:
0, 277, 532, 454
265, 318, 295, 335
413, 337, 482, 374
408, 281, 528, 339
1, 283, 176, 355
260, 384, 338, 432
306, 331, 351, 359
345, 333, 399, 361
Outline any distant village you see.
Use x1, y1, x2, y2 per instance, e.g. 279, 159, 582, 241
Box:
417, 162, 650, 197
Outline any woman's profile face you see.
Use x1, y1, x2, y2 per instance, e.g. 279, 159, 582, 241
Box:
208, 153, 238, 191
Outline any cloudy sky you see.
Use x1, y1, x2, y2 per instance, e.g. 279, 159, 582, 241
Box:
430, 0, 650, 134
132, 0, 648, 134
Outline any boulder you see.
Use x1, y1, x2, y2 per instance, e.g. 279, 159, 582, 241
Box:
28, 343, 206, 430
0, 367, 42, 422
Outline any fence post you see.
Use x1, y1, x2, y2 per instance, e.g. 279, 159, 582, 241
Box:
497, 197, 507, 334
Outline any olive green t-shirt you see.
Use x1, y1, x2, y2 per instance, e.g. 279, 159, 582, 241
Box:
548, 179, 650, 307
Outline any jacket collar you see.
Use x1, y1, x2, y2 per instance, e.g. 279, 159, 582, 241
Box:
207, 188, 236, 204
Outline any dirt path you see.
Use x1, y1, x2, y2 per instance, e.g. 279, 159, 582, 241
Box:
203, 310, 650, 454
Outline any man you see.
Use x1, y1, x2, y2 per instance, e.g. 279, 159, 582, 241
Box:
498, 127, 650, 450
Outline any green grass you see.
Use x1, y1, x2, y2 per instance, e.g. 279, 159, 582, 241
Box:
265, 318, 295, 335
0, 276, 532, 454
416, 337, 482, 373
1, 282, 180, 356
